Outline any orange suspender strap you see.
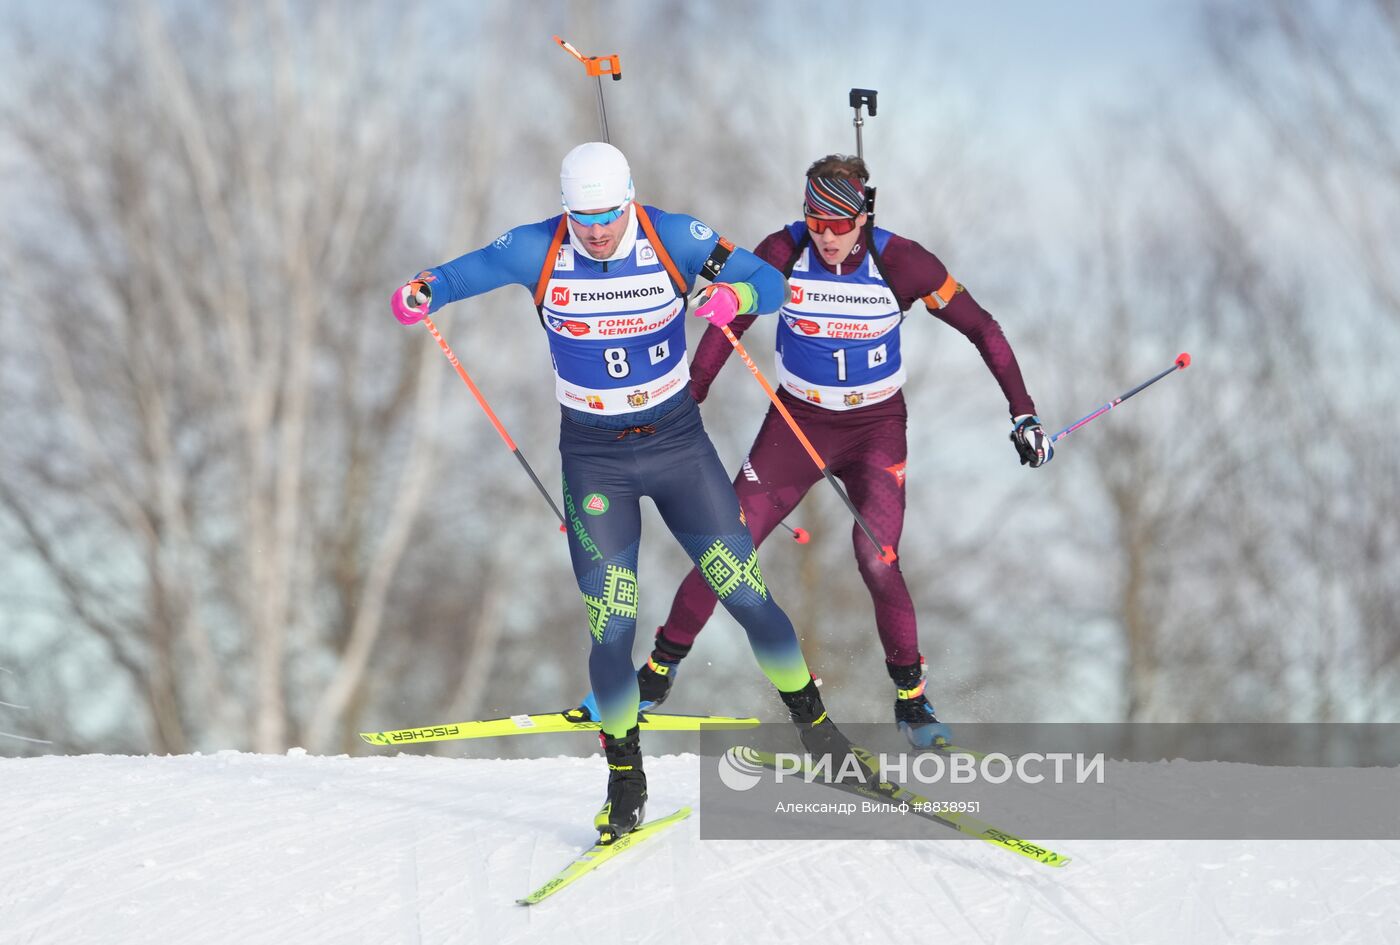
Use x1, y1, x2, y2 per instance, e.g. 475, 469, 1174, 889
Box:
633, 204, 690, 297
922, 272, 960, 310
533, 217, 570, 308
534, 207, 691, 306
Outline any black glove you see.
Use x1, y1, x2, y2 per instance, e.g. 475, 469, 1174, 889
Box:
1010, 414, 1054, 468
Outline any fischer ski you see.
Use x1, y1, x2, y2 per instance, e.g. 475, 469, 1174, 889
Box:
359, 710, 758, 747
517, 807, 692, 905
746, 746, 1070, 868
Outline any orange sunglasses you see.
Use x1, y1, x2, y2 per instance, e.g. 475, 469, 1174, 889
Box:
804, 214, 862, 235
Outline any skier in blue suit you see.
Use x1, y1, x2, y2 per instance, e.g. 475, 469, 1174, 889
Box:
391, 143, 861, 842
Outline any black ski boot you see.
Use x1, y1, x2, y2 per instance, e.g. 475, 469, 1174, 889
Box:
636, 630, 691, 708
594, 726, 647, 845
778, 679, 874, 784
888, 658, 953, 749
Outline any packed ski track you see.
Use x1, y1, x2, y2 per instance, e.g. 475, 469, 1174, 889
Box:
2, 751, 1397, 944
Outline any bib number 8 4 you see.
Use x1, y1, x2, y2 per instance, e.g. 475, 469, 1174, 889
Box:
604, 347, 630, 378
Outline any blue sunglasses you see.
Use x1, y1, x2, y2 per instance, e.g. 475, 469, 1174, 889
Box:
570, 203, 628, 226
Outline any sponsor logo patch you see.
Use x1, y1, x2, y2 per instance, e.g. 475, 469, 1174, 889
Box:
572, 286, 668, 303
805, 290, 894, 306
626, 390, 649, 408
584, 493, 610, 515
546, 315, 591, 336
551, 286, 571, 306
586, 395, 605, 410
493, 231, 513, 250
844, 392, 865, 407
790, 285, 804, 304
886, 461, 907, 487
689, 220, 714, 240
805, 389, 822, 404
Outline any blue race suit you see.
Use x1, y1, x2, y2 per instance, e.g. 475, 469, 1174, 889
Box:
419, 206, 814, 736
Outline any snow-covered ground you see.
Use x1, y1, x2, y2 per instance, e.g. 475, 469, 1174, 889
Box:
2, 751, 1398, 944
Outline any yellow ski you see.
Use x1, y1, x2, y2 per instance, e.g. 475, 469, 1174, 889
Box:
359, 711, 758, 747
746, 746, 1071, 868
517, 807, 693, 906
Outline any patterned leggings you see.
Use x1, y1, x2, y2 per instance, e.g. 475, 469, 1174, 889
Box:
560, 394, 812, 738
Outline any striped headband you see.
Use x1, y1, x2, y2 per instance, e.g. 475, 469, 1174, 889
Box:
803, 176, 866, 217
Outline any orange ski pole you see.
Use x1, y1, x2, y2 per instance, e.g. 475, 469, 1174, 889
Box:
423, 315, 566, 530
716, 322, 896, 564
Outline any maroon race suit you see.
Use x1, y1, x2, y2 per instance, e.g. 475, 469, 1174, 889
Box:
659, 224, 1037, 666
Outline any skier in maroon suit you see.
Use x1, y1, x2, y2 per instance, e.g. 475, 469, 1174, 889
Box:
625, 155, 1053, 746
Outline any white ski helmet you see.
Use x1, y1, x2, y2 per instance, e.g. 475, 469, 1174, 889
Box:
560, 142, 634, 212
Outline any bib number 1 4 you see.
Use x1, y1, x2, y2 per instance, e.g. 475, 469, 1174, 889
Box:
833, 343, 888, 381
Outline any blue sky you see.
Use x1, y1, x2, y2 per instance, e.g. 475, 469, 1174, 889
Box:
936, 1, 1198, 118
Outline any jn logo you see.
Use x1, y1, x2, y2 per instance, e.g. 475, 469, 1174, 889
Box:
551, 286, 571, 306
